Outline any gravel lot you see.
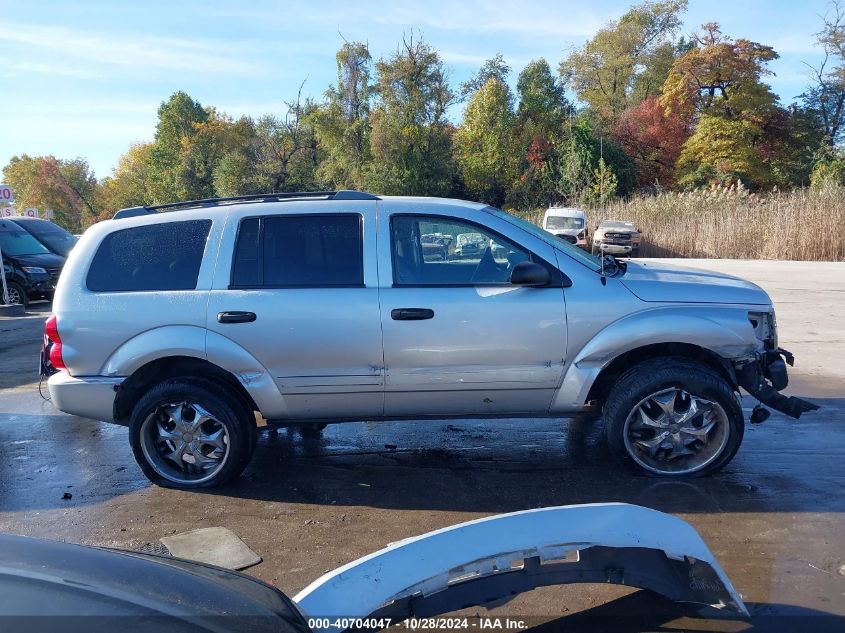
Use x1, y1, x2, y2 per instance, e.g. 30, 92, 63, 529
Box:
1, 259, 843, 631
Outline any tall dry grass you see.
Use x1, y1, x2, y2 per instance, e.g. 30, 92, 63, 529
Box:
517, 183, 845, 261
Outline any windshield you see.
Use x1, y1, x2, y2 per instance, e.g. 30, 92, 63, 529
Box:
545, 216, 584, 230
0, 223, 52, 256
488, 207, 601, 272
15, 220, 77, 257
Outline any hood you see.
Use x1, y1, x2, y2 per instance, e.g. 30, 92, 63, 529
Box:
620, 260, 770, 305
0, 534, 309, 631
6, 252, 65, 269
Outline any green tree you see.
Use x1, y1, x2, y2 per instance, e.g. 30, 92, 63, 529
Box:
510, 116, 634, 208
559, 0, 688, 127
516, 59, 570, 132
97, 143, 153, 216
310, 41, 374, 189
146, 91, 209, 203
179, 110, 256, 199
508, 59, 573, 209
802, 0, 845, 150
367, 34, 456, 196
586, 158, 619, 205
459, 53, 511, 100
453, 78, 517, 206
675, 115, 767, 186
216, 91, 323, 196
810, 151, 845, 188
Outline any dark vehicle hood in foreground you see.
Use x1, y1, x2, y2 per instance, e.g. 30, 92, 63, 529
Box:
0, 533, 309, 633
621, 260, 770, 305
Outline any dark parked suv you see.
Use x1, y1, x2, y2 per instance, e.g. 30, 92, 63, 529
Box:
0, 219, 64, 307
9, 216, 77, 257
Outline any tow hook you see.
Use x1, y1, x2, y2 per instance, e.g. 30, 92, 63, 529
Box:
750, 404, 770, 424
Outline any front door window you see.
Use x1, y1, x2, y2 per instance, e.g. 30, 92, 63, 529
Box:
391, 216, 531, 286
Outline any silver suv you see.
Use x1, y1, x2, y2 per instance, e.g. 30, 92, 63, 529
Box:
44, 191, 817, 488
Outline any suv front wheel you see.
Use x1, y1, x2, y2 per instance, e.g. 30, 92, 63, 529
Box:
5, 281, 27, 308
603, 357, 744, 477
129, 379, 256, 488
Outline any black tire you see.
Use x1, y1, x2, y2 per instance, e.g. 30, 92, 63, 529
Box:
129, 378, 257, 489
6, 282, 27, 308
603, 357, 744, 477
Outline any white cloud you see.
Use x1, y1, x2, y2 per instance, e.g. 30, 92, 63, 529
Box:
439, 51, 491, 65
0, 58, 103, 79
0, 22, 265, 75
767, 34, 821, 56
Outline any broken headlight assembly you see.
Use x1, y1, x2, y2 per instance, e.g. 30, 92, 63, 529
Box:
748, 310, 777, 350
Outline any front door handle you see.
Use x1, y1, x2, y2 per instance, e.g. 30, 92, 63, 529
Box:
217, 311, 257, 324
391, 308, 434, 321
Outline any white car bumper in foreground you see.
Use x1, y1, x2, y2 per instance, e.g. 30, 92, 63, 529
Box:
295, 503, 747, 631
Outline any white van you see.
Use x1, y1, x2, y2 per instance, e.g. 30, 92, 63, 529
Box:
542, 207, 588, 250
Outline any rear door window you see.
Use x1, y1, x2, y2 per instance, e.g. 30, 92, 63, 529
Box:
230, 214, 363, 288
86, 220, 211, 292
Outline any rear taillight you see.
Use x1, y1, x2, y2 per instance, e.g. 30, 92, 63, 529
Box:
44, 314, 66, 371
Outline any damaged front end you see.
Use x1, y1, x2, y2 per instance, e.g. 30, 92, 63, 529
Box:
735, 347, 819, 419
294, 503, 748, 632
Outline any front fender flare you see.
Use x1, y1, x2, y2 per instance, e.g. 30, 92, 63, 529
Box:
294, 503, 747, 631
553, 307, 758, 411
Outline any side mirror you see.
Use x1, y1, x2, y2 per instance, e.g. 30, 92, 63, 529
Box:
510, 261, 550, 287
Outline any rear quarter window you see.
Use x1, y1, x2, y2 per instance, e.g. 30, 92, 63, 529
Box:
230, 214, 363, 287
86, 220, 212, 292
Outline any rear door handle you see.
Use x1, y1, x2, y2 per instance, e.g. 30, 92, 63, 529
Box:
391, 308, 434, 321
217, 311, 257, 324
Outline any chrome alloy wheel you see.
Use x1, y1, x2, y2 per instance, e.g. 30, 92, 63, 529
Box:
623, 388, 730, 475
139, 401, 230, 485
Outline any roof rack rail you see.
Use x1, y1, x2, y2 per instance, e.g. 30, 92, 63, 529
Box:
112, 190, 380, 219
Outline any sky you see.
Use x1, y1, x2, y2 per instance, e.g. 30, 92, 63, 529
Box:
0, 0, 834, 178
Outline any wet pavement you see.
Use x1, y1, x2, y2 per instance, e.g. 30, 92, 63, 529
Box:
1, 260, 844, 631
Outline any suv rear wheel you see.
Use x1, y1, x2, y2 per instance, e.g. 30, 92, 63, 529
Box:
129, 379, 256, 488
603, 357, 744, 477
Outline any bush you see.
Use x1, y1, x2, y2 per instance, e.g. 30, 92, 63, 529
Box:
810, 159, 845, 190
